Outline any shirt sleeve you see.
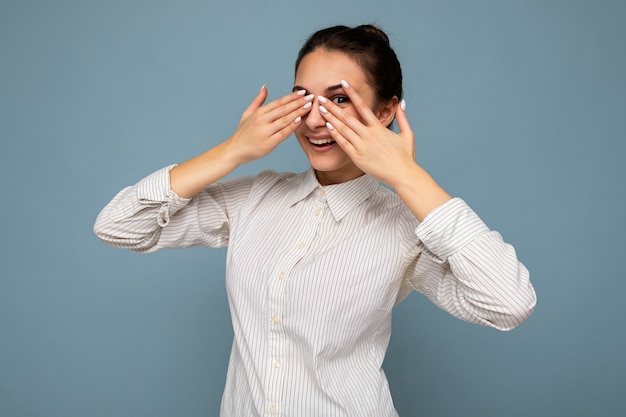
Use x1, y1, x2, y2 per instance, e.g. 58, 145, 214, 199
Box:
405, 198, 537, 331
93, 165, 254, 253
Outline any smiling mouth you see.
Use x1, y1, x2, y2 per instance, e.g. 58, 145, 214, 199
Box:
308, 137, 336, 147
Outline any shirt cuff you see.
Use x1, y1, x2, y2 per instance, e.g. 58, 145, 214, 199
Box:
136, 164, 191, 226
415, 197, 490, 262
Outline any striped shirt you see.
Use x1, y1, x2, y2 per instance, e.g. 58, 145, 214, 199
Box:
94, 165, 536, 417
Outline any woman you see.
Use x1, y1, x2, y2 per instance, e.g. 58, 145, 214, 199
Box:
95, 25, 536, 417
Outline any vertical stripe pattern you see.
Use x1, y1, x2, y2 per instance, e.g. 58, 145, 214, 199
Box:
94, 166, 536, 417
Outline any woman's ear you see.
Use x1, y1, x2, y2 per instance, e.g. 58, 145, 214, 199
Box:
375, 96, 399, 127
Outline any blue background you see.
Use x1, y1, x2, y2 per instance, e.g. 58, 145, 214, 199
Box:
1, 1, 625, 416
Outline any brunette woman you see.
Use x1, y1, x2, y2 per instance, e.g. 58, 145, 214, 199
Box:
95, 24, 536, 417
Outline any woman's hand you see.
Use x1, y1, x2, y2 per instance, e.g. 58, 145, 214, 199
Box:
317, 80, 415, 189
170, 86, 313, 198
225, 86, 314, 165
319, 80, 451, 221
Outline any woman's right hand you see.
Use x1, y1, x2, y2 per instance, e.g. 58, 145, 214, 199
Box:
225, 86, 314, 165
170, 86, 313, 198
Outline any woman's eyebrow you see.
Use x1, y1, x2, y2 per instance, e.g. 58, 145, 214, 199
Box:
292, 84, 345, 93
325, 84, 343, 93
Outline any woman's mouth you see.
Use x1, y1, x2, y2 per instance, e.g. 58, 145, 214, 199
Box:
308, 137, 336, 147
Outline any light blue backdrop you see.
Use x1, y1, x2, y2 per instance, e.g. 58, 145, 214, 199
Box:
1, 1, 624, 416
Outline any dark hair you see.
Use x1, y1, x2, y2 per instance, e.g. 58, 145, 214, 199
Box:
295, 24, 403, 106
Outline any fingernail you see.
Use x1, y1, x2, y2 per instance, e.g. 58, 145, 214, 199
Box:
341, 80, 349, 89
296, 89, 306, 96
304, 93, 314, 101
400, 99, 406, 111
303, 101, 312, 110
319, 105, 328, 114
326, 122, 334, 130
318, 96, 328, 104
260, 84, 266, 92
294, 116, 302, 124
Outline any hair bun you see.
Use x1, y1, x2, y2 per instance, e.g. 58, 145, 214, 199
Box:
356, 24, 390, 46
295, 23, 403, 115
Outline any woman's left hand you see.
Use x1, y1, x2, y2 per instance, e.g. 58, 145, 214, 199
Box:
319, 80, 416, 188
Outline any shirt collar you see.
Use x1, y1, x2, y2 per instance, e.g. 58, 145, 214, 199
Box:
290, 169, 380, 221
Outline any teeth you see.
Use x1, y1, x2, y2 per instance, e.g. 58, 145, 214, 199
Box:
309, 138, 335, 145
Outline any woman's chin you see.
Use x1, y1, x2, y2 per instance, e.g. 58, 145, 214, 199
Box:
307, 156, 343, 173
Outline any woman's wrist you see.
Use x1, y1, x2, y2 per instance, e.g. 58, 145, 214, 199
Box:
392, 163, 452, 222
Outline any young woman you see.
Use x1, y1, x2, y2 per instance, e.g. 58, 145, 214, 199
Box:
95, 25, 536, 417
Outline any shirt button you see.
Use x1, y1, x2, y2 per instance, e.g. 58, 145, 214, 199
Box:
272, 315, 279, 324
297, 243, 305, 250
273, 359, 281, 368
268, 405, 277, 415
314, 208, 321, 216
278, 272, 285, 280
318, 189, 325, 197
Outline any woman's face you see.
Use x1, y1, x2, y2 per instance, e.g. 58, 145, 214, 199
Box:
294, 49, 379, 185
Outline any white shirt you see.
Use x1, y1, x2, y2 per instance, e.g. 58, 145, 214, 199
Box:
94, 166, 536, 417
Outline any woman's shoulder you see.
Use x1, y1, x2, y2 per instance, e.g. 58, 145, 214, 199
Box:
256, 169, 300, 181
220, 169, 300, 188
237, 169, 306, 197
360, 183, 417, 226
371, 183, 405, 210
252, 169, 304, 188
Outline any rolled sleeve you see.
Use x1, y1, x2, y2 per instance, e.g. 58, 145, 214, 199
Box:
135, 164, 191, 227
95, 165, 192, 252
409, 198, 536, 330
416, 198, 490, 262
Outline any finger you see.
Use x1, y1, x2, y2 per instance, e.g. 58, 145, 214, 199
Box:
269, 120, 300, 144
260, 92, 313, 141
268, 99, 313, 137
262, 89, 310, 116
264, 91, 314, 123
241, 85, 268, 120
317, 96, 367, 140
396, 99, 416, 159
325, 121, 358, 157
267, 106, 311, 145
338, 79, 380, 126
395, 99, 414, 138
319, 105, 360, 148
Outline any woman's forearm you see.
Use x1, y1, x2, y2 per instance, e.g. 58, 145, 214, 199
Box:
171, 87, 314, 198
169, 141, 241, 198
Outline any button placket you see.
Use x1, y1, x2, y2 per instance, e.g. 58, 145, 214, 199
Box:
265, 193, 326, 414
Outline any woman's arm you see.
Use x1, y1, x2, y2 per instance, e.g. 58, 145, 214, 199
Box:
94, 87, 314, 251
170, 86, 313, 198
318, 80, 450, 221
93, 166, 253, 253
406, 199, 536, 330
321, 81, 535, 328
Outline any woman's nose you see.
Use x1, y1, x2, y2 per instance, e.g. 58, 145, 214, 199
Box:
305, 97, 327, 129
